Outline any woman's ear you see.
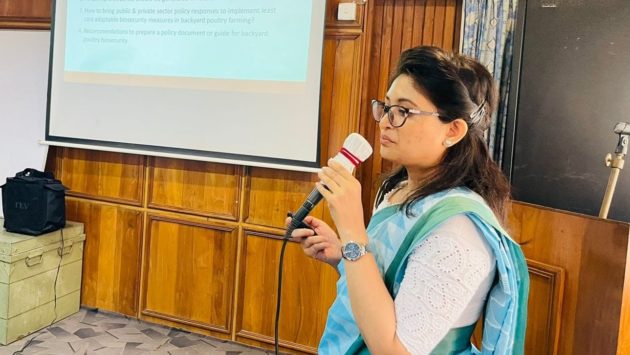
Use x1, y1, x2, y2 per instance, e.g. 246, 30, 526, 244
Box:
444, 118, 469, 146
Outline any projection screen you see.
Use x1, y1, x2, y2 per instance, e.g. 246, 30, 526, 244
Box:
45, 0, 326, 172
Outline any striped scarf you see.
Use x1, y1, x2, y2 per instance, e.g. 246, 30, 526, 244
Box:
318, 188, 529, 354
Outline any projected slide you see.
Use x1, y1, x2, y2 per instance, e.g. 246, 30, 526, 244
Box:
65, 0, 311, 82
47, 0, 325, 171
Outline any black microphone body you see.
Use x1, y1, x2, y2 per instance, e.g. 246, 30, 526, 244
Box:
288, 187, 322, 232
285, 133, 373, 236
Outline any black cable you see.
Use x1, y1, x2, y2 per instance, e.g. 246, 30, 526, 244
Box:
53, 229, 64, 321
11, 332, 41, 355
13, 229, 65, 355
274, 229, 292, 355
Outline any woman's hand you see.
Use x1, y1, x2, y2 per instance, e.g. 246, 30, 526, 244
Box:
286, 216, 342, 268
316, 159, 367, 242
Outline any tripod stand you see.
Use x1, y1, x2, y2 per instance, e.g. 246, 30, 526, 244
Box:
599, 122, 629, 219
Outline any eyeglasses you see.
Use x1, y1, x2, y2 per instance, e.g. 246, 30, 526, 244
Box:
371, 99, 441, 128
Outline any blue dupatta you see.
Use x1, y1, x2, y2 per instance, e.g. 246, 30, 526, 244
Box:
318, 188, 529, 354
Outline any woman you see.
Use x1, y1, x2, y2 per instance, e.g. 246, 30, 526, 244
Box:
290, 46, 529, 354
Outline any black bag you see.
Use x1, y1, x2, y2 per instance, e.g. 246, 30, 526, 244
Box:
1, 168, 68, 236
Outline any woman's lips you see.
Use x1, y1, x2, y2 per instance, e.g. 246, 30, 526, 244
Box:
380, 135, 394, 145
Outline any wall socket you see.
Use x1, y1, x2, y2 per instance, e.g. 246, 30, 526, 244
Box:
337, 2, 357, 21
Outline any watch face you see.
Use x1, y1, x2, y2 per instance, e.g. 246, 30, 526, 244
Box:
343, 242, 362, 260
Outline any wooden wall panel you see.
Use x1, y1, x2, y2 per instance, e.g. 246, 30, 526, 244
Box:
617, 242, 630, 355
525, 260, 565, 355
315, 33, 367, 230
244, 168, 323, 229
141, 215, 237, 336
45, 145, 62, 175
471, 258, 566, 354
0, 0, 51, 29
572, 218, 629, 355
66, 199, 143, 317
510, 202, 630, 355
235, 231, 337, 353
321, 37, 364, 161
148, 158, 242, 220
59, 148, 145, 206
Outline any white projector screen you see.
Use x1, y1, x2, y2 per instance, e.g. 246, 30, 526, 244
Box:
46, 0, 326, 172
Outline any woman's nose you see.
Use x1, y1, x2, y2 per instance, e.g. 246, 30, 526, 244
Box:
378, 114, 392, 130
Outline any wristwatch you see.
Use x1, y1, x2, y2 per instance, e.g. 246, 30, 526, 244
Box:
341, 241, 369, 261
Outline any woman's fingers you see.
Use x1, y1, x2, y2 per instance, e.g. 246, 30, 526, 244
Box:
306, 216, 335, 235
304, 241, 331, 259
290, 228, 315, 241
317, 159, 352, 190
301, 234, 326, 248
317, 161, 361, 203
317, 168, 340, 191
303, 215, 316, 225
327, 160, 353, 180
302, 236, 331, 252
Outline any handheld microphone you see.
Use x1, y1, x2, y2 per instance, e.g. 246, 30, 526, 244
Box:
287, 133, 373, 233
275, 134, 372, 354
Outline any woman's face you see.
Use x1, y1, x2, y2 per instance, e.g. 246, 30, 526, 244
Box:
379, 74, 451, 172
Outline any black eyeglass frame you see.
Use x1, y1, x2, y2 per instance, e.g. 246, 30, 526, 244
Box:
371, 99, 441, 128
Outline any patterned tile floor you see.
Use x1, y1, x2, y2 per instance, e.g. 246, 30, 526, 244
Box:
1, 308, 273, 355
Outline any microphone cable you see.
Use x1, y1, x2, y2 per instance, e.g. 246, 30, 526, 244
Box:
274, 228, 293, 355
272, 133, 372, 354
13, 229, 65, 355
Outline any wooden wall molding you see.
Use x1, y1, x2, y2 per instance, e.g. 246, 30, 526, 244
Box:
147, 157, 243, 221
65, 199, 143, 317
145, 214, 237, 233
236, 329, 316, 354
140, 214, 238, 337
526, 259, 566, 355
141, 309, 231, 334
0, 17, 49, 30
242, 167, 324, 229
234, 229, 336, 354
0, 0, 51, 29
325, 30, 362, 40
60, 148, 146, 206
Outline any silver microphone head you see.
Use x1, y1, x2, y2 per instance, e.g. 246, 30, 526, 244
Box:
331, 133, 373, 172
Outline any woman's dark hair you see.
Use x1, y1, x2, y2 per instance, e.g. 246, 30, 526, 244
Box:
375, 46, 511, 220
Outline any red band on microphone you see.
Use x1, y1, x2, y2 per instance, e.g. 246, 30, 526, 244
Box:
340, 148, 361, 167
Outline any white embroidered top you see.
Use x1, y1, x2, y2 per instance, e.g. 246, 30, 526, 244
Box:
376, 192, 497, 354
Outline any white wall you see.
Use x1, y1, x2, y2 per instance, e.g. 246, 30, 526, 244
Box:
0, 30, 51, 217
